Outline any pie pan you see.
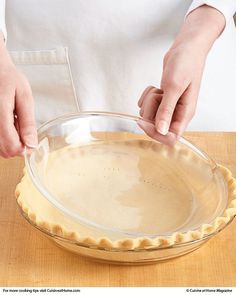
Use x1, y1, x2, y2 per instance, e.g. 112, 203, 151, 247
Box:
15, 112, 236, 264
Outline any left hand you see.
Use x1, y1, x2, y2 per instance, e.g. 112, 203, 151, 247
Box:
138, 5, 226, 145
138, 42, 205, 145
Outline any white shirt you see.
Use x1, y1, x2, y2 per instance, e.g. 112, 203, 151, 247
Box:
0, 0, 236, 130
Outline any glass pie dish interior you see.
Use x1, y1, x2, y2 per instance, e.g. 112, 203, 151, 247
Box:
15, 112, 236, 264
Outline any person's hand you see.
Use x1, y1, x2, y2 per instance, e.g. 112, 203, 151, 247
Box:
138, 42, 204, 145
0, 33, 37, 158
138, 5, 226, 145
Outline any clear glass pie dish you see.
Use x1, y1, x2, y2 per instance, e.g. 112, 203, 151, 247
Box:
15, 112, 236, 264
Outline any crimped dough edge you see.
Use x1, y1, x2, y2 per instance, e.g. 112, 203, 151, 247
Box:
15, 164, 236, 251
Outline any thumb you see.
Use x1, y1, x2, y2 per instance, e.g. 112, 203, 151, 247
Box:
15, 86, 38, 148
155, 86, 183, 136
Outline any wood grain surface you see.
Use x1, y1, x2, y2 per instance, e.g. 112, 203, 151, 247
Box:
0, 132, 235, 287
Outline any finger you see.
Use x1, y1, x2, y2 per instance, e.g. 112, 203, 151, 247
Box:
139, 107, 144, 117
15, 84, 38, 148
138, 86, 163, 108
141, 93, 162, 122
138, 119, 177, 146
0, 146, 11, 158
14, 114, 27, 157
138, 86, 155, 108
169, 108, 192, 139
0, 99, 24, 157
155, 80, 185, 136
169, 87, 197, 137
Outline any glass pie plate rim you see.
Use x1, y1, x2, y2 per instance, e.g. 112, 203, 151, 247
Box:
19, 111, 236, 251
16, 199, 235, 252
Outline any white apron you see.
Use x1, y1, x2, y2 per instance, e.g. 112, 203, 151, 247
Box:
4, 0, 236, 130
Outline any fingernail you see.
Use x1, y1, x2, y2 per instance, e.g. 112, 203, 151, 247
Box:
24, 135, 38, 148
157, 120, 169, 135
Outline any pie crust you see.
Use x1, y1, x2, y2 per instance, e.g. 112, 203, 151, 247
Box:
15, 140, 236, 250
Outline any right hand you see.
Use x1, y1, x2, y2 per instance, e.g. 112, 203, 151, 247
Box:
0, 33, 37, 158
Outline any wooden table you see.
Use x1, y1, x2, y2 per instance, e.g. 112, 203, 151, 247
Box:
0, 132, 235, 287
